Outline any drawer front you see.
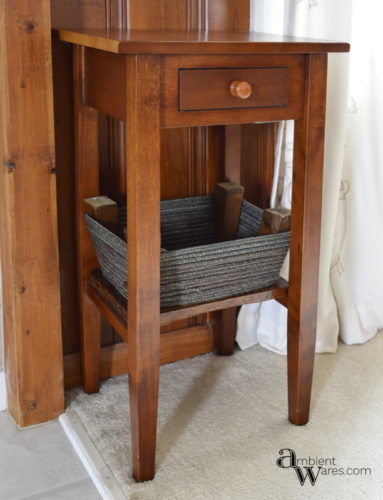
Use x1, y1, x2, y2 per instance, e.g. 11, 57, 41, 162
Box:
179, 67, 288, 111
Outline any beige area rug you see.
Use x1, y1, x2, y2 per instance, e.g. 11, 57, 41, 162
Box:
66, 332, 383, 500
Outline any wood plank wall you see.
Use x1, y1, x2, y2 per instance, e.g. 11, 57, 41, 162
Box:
51, 0, 276, 388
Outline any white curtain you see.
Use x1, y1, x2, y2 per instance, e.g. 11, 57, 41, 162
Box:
237, 0, 383, 353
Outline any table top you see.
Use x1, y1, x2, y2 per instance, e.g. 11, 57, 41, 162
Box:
54, 28, 350, 55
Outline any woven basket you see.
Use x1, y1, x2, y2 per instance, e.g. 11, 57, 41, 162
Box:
85, 195, 290, 308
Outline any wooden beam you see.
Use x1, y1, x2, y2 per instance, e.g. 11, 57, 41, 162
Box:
0, 0, 64, 426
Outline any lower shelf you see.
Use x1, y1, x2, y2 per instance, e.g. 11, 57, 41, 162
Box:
64, 323, 215, 388
86, 269, 288, 342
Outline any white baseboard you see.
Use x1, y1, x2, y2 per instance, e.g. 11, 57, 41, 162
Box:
0, 372, 6, 411
59, 413, 126, 500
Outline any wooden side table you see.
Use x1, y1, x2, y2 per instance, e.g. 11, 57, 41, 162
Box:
55, 28, 349, 481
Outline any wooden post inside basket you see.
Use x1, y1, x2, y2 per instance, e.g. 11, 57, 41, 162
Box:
214, 182, 245, 242
258, 207, 291, 235
84, 196, 120, 235
213, 182, 244, 357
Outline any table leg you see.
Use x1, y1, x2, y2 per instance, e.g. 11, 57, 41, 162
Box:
73, 46, 101, 394
288, 54, 328, 425
125, 55, 161, 481
215, 308, 238, 355
213, 127, 243, 356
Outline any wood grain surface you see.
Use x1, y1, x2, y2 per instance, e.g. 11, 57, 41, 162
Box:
55, 27, 350, 54
288, 53, 328, 425
0, 0, 64, 426
125, 54, 162, 481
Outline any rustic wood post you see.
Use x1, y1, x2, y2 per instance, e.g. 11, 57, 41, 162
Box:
0, 0, 64, 426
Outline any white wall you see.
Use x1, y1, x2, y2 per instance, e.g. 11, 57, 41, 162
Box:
0, 265, 3, 373
0, 264, 4, 410
252, 0, 286, 32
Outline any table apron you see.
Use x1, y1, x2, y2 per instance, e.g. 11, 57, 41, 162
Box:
83, 50, 306, 127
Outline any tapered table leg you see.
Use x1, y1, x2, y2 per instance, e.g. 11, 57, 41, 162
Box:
73, 46, 102, 394
288, 54, 328, 425
125, 55, 161, 481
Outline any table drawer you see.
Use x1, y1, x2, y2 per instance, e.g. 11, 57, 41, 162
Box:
179, 67, 288, 111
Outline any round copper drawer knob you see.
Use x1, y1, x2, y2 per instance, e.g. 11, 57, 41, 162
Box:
229, 80, 252, 99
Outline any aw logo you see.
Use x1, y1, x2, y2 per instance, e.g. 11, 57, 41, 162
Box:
276, 448, 322, 486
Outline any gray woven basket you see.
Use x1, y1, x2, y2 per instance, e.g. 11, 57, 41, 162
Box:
85, 196, 290, 307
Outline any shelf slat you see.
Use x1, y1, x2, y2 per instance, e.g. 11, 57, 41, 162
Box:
86, 269, 288, 339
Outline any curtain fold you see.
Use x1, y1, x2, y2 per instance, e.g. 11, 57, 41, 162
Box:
331, 0, 383, 345
238, 0, 382, 353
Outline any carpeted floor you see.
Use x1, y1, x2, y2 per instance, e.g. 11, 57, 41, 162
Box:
66, 331, 383, 500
